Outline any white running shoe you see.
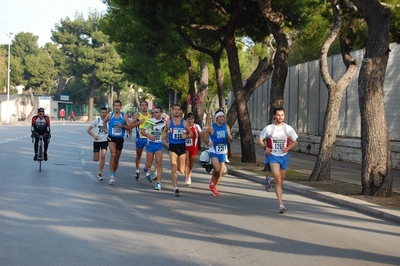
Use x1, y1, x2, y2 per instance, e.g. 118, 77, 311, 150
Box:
109, 176, 115, 185
185, 177, 191, 186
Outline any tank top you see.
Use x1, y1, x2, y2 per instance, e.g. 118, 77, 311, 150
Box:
168, 118, 186, 145
210, 123, 228, 155
108, 112, 125, 138
136, 112, 151, 138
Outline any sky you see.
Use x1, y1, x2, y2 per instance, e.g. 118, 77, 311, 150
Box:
0, 0, 107, 47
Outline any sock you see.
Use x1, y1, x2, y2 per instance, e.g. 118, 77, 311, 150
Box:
136, 169, 139, 173
110, 171, 114, 176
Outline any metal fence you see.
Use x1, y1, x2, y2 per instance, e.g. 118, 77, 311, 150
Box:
238, 42, 400, 141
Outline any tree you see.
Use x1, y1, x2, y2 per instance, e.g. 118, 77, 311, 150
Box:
351, 0, 393, 196
10, 32, 56, 119
52, 12, 123, 122
309, 0, 359, 181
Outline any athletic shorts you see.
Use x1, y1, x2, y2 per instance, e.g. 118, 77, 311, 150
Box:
265, 154, 289, 170
146, 142, 163, 153
136, 137, 147, 149
209, 152, 227, 163
93, 141, 108, 153
186, 146, 198, 157
107, 136, 124, 151
169, 143, 187, 156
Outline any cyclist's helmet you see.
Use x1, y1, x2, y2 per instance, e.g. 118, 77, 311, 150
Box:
38, 107, 45, 113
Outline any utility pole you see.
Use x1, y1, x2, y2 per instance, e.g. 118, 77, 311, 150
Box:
6, 32, 13, 124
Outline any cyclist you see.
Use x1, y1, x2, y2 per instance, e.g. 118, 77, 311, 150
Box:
31, 107, 51, 161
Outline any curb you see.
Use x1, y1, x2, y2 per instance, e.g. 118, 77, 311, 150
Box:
228, 168, 400, 224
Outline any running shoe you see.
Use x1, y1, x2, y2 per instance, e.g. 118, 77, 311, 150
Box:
265, 176, 272, 192
44, 152, 48, 161
97, 173, 103, 181
33, 154, 38, 161
145, 174, 152, 183
279, 205, 286, 214
135, 172, 140, 181
109, 176, 115, 185
155, 182, 162, 190
152, 172, 158, 181
174, 187, 180, 197
185, 177, 191, 186
209, 180, 220, 196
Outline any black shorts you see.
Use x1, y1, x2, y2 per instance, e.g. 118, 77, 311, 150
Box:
93, 141, 108, 153
107, 136, 124, 151
169, 143, 187, 156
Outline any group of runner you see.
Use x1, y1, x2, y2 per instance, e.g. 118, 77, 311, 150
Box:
86, 100, 299, 213
87, 100, 234, 198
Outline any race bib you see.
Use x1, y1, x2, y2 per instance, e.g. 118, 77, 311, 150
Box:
271, 137, 287, 153
112, 126, 122, 136
185, 138, 193, 146
172, 128, 185, 140
154, 135, 161, 142
216, 144, 226, 154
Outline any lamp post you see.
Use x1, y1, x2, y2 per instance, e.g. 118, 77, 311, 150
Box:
6, 32, 13, 124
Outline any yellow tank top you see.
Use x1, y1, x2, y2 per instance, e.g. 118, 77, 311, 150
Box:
137, 112, 151, 138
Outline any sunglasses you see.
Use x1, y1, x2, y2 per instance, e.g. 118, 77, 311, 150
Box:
153, 111, 160, 113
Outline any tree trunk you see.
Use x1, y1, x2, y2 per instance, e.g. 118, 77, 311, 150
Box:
88, 82, 97, 122
224, 33, 256, 163
259, 0, 289, 124
351, 0, 392, 196
310, 1, 359, 181
225, 57, 273, 128
196, 60, 208, 128
185, 57, 196, 113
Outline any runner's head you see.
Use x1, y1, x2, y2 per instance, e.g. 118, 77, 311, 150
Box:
214, 110, 225, 124
113, 100, 122, 112
185, 112, 195, 125
100, 107, 108, 118
140, 101, 148, 113
152, 106, 163, 119
171, 104, 182, 118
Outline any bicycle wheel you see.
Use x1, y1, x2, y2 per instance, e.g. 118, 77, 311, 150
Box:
38, 139, 43, 172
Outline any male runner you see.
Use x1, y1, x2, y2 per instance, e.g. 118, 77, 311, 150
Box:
185, 112, 202, 185
87, 107, 108, 180
132, 101, 151, 180
202, 110, 233, 196
163, 104, 193, 196
103, 100, 132, 185
258, 107, 298, 213
31, 107, 51, 161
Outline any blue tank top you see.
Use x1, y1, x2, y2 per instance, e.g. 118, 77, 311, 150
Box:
168, 119, 186, 145
108, 112, 125, 138
210, 123, 228, 154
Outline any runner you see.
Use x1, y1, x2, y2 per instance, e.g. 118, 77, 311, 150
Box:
103, 100, 133, 185
87, 107, 108, 180
184, 112, 202, 185
163, 104, 193, 196
257, 107, 298, 213
140, 106, 166, 190
202, 110, 233, 196
132, 101, 151, 181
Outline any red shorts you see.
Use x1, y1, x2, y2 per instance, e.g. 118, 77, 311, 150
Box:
186, 146, 198, 157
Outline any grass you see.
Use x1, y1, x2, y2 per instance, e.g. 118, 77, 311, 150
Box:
228, 153, 400, 211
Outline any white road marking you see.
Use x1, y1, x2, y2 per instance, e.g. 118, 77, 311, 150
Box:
112, 196, 147, 219
85, 171, 99, 182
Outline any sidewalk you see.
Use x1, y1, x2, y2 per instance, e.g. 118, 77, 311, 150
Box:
226, 140, 400, 224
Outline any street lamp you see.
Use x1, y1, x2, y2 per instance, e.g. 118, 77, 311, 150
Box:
6, 32, 13, 124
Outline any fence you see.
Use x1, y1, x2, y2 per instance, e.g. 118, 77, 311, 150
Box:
240, 42, 400, 141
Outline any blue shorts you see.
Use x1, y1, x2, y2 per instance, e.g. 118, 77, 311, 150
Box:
209, 152, 227, 163
146, 142, 163, 153
265, 154, 290, 170
136, 137, 147, 149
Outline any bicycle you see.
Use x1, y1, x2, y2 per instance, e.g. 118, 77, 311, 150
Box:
32, 135, 45, 172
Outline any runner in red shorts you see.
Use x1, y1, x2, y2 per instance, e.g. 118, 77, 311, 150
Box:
184, 112, 202, 185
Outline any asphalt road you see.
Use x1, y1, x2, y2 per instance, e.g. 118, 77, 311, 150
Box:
0, 123, 399, 265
